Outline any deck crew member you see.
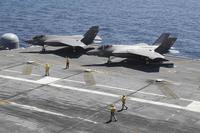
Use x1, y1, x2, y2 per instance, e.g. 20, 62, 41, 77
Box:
121, 95, 128, 110
109, 104, 117, 122
44, 63, 50, 76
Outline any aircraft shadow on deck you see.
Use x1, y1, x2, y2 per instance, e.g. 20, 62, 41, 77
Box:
82, 59, 174, 73
20, 47, 85, 58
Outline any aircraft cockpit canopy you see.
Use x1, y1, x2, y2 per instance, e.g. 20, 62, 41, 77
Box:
33, 35, 45, 40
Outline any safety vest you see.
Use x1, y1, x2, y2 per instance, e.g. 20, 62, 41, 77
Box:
121, 96, 126, 103
110, 106, 116, 113
45, 64, 50, 70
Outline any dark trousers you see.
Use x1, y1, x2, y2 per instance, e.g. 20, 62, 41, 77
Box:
110, 112, 117, 121
121, 102, 128, 110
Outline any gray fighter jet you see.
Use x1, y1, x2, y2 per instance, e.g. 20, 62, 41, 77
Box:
87, 33, 177, 64
25, 26, 101, 52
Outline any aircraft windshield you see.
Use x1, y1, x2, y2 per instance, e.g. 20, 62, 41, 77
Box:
33, 35, 45, 40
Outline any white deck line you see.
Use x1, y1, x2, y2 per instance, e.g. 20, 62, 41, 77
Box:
36, 77, 60, 84
50, 83, 119, 97
63, 79, 166, 97
10, 102, 97, 124
0, 74, 199, 113
0, 75, 38, 84
3, 69, 41, 77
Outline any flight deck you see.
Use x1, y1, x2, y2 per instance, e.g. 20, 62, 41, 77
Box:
0, 47, 200, 133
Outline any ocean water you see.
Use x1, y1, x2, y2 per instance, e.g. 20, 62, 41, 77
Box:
0, 0, 199, 59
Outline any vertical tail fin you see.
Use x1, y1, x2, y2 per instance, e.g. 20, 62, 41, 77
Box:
81, 26, 99, 45
152, 33, 170, 45
155, 37, 177, 54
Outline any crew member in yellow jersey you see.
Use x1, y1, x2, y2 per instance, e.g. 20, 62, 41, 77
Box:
109, 104, 117, 122
121, 95, 128, 110
44, 63, 50, 76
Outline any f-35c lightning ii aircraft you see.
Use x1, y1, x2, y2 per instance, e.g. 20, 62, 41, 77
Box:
25, 26, 101, 52
87, 33, 177, 64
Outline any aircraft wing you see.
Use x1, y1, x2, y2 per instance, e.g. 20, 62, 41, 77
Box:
113, 48, 165, 60
44, 38, 86, 47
